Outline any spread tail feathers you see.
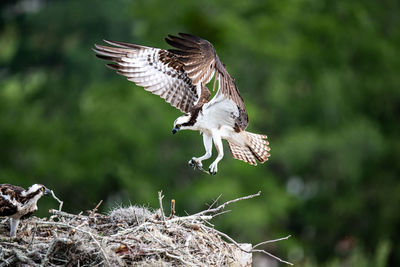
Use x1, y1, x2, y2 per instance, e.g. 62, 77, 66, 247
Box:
228, 131, 270, 165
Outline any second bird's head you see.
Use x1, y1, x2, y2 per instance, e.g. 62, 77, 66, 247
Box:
22, 184, 52, 197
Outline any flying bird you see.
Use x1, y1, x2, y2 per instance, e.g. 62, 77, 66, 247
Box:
94, 33, 270, 174
0, 184, 51, 237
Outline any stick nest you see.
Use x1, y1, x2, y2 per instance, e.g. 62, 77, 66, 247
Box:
0, 191, 291, 266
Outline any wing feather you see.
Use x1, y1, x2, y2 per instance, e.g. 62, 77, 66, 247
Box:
93, 42, 200, 113
166, 33, 248, 129
94, 34, 247, 125
0, 184, 24, 216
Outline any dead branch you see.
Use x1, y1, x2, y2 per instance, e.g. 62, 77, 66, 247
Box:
49, 209, 82, 220
169, 199, 176, 219
89, 200, 103, 217
49, 190, 63, 211
158, 191, 166, 223
193, 191, 261, 217
253, 235, 292, 249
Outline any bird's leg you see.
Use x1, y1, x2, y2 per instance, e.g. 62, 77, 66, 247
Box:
189, 134, 212, 171
10, 218, 20, 238
209, 132, 224, 175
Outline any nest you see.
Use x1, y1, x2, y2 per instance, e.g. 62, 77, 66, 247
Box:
0, 191, 291, 266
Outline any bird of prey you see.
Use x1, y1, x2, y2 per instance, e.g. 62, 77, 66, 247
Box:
0, 184, 51, 237
94, 33, 270, 174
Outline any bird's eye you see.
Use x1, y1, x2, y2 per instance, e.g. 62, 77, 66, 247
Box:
177, 124, 181, 128
41, 187, 45, 192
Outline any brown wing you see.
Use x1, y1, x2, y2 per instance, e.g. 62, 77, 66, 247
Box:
166, 33, 247, 122
0, 184, 24, 216
165, 33, 218, 86
93, 40, 203, 113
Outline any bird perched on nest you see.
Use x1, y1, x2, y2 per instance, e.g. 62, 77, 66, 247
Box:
94, 33, 270, 174
0, 184, 51, 237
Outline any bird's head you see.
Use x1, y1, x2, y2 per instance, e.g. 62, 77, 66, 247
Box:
23, 184, 52, 197
172, 114, 192, 134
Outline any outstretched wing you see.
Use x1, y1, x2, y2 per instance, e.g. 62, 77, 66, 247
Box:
166, 33, 248, 129
93, 40, 205, 113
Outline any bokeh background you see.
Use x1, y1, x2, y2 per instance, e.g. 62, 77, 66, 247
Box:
1, 0, 399, 266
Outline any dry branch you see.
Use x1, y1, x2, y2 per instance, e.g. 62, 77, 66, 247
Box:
193, 191, 261, 218
49, 190, 63, 211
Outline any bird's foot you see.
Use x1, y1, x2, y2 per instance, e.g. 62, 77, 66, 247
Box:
188, 158, 201, 168
208, 162, 218, 175
188, 158, 210, 175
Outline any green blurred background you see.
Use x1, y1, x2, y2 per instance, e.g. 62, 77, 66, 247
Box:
1, 0, 399, 266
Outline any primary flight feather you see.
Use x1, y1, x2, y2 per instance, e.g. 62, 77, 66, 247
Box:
94, 33, 270, 174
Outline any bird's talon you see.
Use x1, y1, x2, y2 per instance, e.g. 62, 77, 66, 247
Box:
189, 158, 203, 169
188, 159, 197, 168
208, 168, 217, 175
190, 159, 196, 166
189, 159, 212, 174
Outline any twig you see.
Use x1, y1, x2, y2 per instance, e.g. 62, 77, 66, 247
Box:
35, 221, 103, 240
202, 225, 293, 265
144, 225, 175, 250
0, 242, 28, 251
193, 191, 261, 217
165, 251, 195, 266
211, 209, 231, 218
87, 231, 110, 266
36, 221, 111, 266
253, 235, 292, 249
110, 214, 212, 238
49, 209, 82, 219
28, 222, 38, 249
40, 237, 59, 267
167, 215, 213, 224
207, 194, 222, 210
13, 249, 37, 266
189, 160, 211, 175
0, 255, 16, 267
40, 238, 73, 267
89, 200, 103, 216
252, 249, 293, 265
49, 190, 63, 211
158, 191, 166, 223
169, 199, 175, 219
110, 221, 154, 237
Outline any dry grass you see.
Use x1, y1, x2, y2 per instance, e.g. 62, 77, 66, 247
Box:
0, 192, 291, 266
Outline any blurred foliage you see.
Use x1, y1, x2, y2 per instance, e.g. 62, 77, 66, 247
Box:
1, 0, 399, 265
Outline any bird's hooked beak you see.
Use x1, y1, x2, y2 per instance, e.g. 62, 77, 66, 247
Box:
172, 126, 180, 134
44, 188, 52, 196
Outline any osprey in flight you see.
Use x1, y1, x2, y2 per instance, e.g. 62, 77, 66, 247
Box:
0, 184, 51, 237
94, 33, 270, 174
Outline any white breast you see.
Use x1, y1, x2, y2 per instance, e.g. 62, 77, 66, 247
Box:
16, 193, 42, 218
190, 100, 239, 145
